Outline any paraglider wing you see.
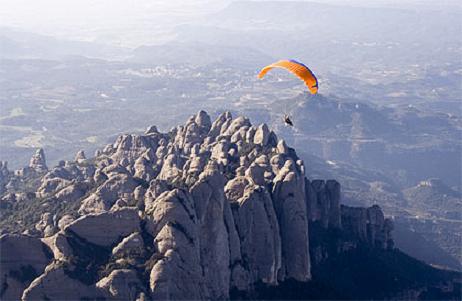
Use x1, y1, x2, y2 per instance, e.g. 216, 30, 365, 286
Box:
258, 59, 318, 94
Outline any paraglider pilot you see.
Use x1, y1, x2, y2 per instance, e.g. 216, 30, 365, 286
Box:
283, 114, 293, 127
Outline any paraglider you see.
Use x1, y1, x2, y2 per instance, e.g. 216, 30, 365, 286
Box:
283, 114, 293, 127
258, 59, 319, 127
258, 59, 318, 94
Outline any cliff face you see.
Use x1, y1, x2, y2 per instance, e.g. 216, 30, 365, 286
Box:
0, 111, 414, 301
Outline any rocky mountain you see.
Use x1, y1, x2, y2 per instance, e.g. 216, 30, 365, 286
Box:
0, 111, 460, 300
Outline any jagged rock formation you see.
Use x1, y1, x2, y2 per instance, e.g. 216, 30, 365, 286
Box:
2, 111, 453, 301
29, 148, 48, 173
341, 204, 393, 249
306, 179, 341, 229
74, 150, 86, 163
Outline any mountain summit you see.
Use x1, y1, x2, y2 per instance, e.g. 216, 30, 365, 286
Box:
0, 111, 459, 300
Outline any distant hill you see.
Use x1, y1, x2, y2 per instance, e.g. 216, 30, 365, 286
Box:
131, 41, 274, 68
403, 179, 461, 219
393, 219, 462, 272
0, 27, 128, 60
275, 94, 462, 189
186, 1, 462, 70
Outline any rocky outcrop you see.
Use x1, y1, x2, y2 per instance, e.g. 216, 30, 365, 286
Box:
0, 161, 9, 194
0, 111, 397, 300
112, 232, 145, 258
64, 208, 141, 247
79, 171, 138, 214
272, 159, 311, 282
146, 189, 205, 300
35, 212, 57, 237
96, 269, 144, 300
341, 204, 393, 249
55, 182, 89, 203
227, 181, 281, 285
306, 179, 341, 229
190, 162, 231, 299
41, 232, 74, 261
109, 133, 164, 166
57, 215, 74, 230
29, 148, 48, 173
22, 263, 107, 301
0, 161, 9, 178
74, 150, 86, 163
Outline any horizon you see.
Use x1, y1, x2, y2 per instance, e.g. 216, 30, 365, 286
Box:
1, 0, 460, 47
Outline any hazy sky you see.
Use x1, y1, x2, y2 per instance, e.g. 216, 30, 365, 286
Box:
1, 0, 459, 46
0, 0, 230, 45
0, 0, 226, 27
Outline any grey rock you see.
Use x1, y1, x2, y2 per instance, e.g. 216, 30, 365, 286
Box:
340, 204, 393, 248
55, 182, 88, 203
253, 124, 270, 146
225, 176, 252, 203
1, 110, 399, 300
145, 125, 159, 134
232, 185, 281, 285
0, 234, 52, 301
37, 177, 71, 197
97, 269, 144, 300
190, 162, 230, 299
146, 189, 205, 300
0, 160, 9, 177
94, 167, 109, 184
157, 153, 185, 182
245, 126, 256, 144
223, 116, 250, 136
35, 212, 52, 229
41, 232, 73, 261
306, 179, 341, 229
211, 140, 230, 166
79, 173, 138, 214
110, 134, 160, 165
133, 155, 156, 182
272, 160, 311, 282
0, 161, 9, 194
58, 215, 75, 230
29, 148, 48, 173
112, 232, 145, 258
245, 162, 270, 186
75, 150, 86, 162
22, 263, 107, 301
209, 111, 232, 140
144, 179, 169, 211
195, 110, 212, 133
64, 208, 141, 247
277, 139, 289, 154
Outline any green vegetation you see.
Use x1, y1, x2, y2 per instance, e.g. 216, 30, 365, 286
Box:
0, 194, 82, 234
0, 178, 96, 234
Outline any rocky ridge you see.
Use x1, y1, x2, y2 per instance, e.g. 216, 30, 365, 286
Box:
0, 111, 409, 300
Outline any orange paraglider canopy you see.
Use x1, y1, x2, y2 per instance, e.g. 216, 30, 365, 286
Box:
258, 59, 318, 94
